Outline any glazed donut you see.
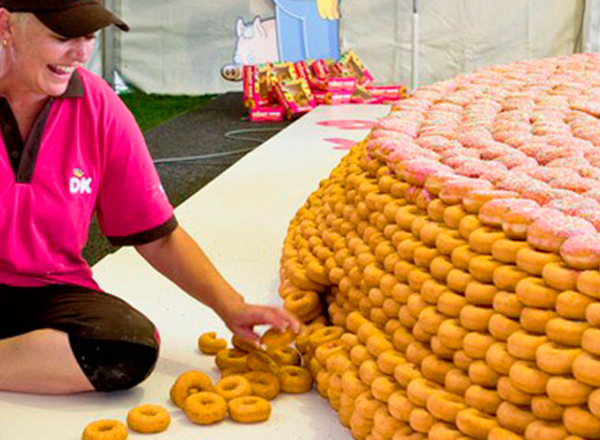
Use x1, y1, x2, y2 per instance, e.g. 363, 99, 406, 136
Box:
183, 391, 228, 425
501, 205, 545, 241
587, 302, 600, 327
243, 371, 280, 400
387, 390, 415, 422
261, 328, 295, 349
278, 366, 313, 393
497, 376, 533, 406
463, 190, 520, 214
469, 256, 502, 283
582, 328, 600, 355
546, 376, 592, 405
440, 178, 493, 206
198, 332, 228, 355
577, 270, 600, 299
462, 332, 495, 360
428, 198, 450, 222
455, 408, 499, 440
563, 406, 600, 440
420, 222, 448, 247
420, 278, 449, 304
515, 248, 562, 276
509, 361, 550, 394
247, 350, 279, 374
524, 421, 568, 440
228, 395, 271, 423
377, 350, 407, 375
126, 404, 170, 434
407, 268, 433, 293
492, 291, 523, 318
346, 311, 369, 333
342, 370, 369, 399
560, 234, 600, 270
465, 281, 497, 306
459, 305, 493, 332
355, 391, 384, 418
530, 396, 564, 421
515, 277, 558, 309
284, 290, 322, 321
406, 341, 433, 366
519, 307, 556, 335
446, 269, 474, 293
486, 342, 517, 375
421, 354, 453, 385
82, 420, 128, 440
268, 346, 302, 366
373, 406, 405, 438
468, 227, 506, 255
436, 230, 468, 256
488, 313, 521, 341
542, 262, 580, 292
426, 390, 467, 423
589, 389, 600, 419
395, 205, 426, 232
453, 350, 475, 372
527, 214, 595, 254
507, 331, 547, 361
468, 360, 500, 388
351, 344, 375, 367
394, 362, 423, 388
409, 407, 438, 433
430, 336, 457, 360
170, 370, 214, 408
232, 334, 258, 353
214, 375, 253, 401
314, 340, 346, 365
451, 245, 480, 271
392, 326, 415, 353
444, 368, 472, 397
493, 265, 528, 292
535, 342, 581, 375
491, 239, 530, 265
367, 334, 394, 357
496, 402, 535, 435
371, 375, 401, 402
488, 427, 525, 440
464, 384, 501, 415
419, 307, 446, 334
437, 319, 469, 350
458, 214, 482, 240
349, 410, 373, 439
556, 290, 593, 321
406, 377, 443, 407
545, 317, 588, 347
309, 326, 344, 350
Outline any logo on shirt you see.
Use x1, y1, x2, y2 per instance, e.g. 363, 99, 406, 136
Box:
69, 168, 92, 195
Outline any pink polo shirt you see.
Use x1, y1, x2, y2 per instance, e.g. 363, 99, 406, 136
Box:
0, 68, 176, 290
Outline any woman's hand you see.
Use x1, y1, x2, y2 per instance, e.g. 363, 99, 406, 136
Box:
219, 300, 302, 346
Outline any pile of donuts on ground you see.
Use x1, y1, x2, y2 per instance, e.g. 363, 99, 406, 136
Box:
279, 53, 600, 440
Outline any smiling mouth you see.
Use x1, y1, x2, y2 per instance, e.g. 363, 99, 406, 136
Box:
48, 64, 76, 76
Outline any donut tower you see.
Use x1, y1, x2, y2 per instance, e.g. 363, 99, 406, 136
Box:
280, 53, 600, 440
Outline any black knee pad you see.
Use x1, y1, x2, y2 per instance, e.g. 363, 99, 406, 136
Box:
70, 336, 159, 392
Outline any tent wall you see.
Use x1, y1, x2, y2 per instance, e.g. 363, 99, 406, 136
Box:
115, 0, 584, 95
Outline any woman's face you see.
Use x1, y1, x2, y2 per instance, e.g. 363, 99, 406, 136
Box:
9, 14, 95, 97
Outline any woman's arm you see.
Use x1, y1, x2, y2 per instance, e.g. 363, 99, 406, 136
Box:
135, 226, 300, 343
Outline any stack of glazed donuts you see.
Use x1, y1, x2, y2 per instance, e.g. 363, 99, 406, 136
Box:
279, 53, 600, 440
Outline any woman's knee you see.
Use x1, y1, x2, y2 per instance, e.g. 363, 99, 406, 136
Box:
69, 336, 159, 392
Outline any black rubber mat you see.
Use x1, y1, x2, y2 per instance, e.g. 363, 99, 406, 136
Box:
83, 92, 292, 265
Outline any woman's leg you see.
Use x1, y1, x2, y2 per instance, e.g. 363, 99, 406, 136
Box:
0, 329, 94, 394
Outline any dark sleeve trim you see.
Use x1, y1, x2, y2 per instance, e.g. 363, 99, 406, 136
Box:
106, 215, 178, 246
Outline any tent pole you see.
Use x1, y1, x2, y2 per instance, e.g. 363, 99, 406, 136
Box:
411, 0, 419, 91
102, 0, 116, 89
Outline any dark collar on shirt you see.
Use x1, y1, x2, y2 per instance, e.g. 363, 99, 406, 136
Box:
62, 70, 84, 98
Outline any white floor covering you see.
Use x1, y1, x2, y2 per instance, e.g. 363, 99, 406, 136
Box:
0, 104, 390, 440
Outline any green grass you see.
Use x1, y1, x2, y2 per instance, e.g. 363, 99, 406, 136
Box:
119, 90, 217, 132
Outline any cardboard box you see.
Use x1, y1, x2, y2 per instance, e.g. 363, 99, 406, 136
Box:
274, 78, 316, 119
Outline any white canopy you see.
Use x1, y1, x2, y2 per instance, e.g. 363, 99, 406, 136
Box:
105, 0, 590, 95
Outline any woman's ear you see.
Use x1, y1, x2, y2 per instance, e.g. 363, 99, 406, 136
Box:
0, 9, 13, 45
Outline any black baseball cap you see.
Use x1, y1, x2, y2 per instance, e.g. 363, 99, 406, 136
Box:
0, 0, 129, 38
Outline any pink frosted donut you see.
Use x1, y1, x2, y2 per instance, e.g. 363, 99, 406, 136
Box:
399, 159, 452, 186
424, 172, 458, 196
527, 214, 596, 253
501, 206, 561, 240
503, 133, 537, 148
479, 198, 539, 228
548, 175, 598, 194
546, 196, 600, 216
580, 168, 600, 181
462, 190, 520, 214
456, 129, 495, 149
519, 181, 557, 206
480, 168, 510, 185
497, 172, 538, 193
578, 209, 600, 232
439, 177, 493, 205
480, 144, 515, 160
494, 154, 538, 169
377, 118, 420, 137
454, 160, 508, 178
417, 135, 462, 152
439, 147, 482, 160
560, 234, 600, 270
370, 129, 416, 142
533, 146, 583, 165
547, 156, 591, 172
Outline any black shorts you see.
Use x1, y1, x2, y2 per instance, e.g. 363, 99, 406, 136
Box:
0, 284, 160, 391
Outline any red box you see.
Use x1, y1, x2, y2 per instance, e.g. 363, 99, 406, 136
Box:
367, 84, 407, 101
338, 51, 374, 86
274, 78, 316, 119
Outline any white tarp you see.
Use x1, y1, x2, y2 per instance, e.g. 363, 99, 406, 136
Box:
114, 0, 585, 95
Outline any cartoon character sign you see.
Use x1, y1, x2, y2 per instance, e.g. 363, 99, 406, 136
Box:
221, 0, 341, 81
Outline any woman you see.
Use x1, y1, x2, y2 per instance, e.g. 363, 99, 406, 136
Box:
0, 0, 300, 394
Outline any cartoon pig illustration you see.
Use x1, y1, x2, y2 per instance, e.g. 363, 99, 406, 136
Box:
221, 16, 279, 81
